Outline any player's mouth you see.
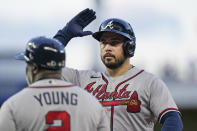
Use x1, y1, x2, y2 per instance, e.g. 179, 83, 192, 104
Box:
104, 53, 115, 59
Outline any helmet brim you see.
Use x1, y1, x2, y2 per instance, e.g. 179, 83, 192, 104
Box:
92, 31, 103, 41
15, 53, 29, 61
92, 30, 132, 42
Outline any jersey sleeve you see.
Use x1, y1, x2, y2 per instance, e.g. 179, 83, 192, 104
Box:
61, 67, 81, 86
0, 101, 16, 131
61, 67, 100, 87
149, 77, 179, 123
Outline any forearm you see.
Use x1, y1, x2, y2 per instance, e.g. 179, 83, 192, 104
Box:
161, 111, 183, 131
54, 29, 71, 46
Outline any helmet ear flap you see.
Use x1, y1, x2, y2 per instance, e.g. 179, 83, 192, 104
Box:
123, 40, 136, 57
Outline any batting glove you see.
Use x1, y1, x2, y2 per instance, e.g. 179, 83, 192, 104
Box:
54, 8, 96, 46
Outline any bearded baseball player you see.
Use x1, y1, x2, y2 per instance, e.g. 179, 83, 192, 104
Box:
53, 8, 183, 131
0, 36, 110, 131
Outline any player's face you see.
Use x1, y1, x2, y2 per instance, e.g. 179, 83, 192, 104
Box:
100, 32, 127, 69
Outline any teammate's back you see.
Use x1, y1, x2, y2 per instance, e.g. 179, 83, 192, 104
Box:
0, 79, 109, 131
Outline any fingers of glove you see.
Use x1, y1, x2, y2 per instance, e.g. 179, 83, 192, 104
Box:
80, 9, 96, 20
76, 15, 96, 28
75, 8, 93, 20
80, 12, 96, 25
69, 8, 90, 24
76, 9, 96, 24
81, 15, 96, 27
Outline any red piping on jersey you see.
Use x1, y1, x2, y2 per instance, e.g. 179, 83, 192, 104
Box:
111, 106, 114, 131
158, 108, 179, 123
26, 85, 75, 88
115, 70, 144, 92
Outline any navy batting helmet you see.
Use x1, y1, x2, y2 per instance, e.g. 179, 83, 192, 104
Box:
92, 18, 136, 57
15, 36, 65, 70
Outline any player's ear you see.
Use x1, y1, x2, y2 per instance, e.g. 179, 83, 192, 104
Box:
32, 64, 39, 74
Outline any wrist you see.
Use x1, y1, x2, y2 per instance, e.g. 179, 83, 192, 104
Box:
53, 30, 72, 47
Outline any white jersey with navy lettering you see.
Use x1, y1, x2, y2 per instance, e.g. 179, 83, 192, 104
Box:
61, 66, 179, 131
0, 79, 109, 131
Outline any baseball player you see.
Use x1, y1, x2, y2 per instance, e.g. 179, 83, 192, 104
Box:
0, 36, 110, 131
54, 8, 183, 131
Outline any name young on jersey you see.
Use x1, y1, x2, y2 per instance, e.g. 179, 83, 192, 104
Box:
33, 91, 78, 106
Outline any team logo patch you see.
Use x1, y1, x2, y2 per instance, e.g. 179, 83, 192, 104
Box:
126, 91, 141, 113
85, 82, 141, 113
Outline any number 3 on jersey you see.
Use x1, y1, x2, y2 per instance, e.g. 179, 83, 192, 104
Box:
45, 111, 70, 131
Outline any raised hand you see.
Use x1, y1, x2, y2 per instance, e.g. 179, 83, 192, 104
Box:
54, 8, 96, 46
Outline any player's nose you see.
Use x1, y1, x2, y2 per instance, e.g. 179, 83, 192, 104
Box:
104, 43, 113, 50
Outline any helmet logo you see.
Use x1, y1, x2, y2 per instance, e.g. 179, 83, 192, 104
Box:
27, 42, 36, 52
47, 60, 57, 67
103, 20, 114, 30
58, 61, 65, 67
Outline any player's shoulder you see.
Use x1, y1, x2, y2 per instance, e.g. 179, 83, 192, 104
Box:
133, 66, 162, 83
63, 67, 102, 78
78, 69, 102, 79
1, 88, 27, 108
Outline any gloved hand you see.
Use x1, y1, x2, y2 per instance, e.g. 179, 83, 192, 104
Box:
54, 8, 96, 46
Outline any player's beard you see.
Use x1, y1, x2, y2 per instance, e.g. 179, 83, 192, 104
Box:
101, 52, 126, 69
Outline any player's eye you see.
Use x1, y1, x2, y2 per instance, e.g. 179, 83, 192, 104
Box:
100, 40, 105, 44
110, 40, 122, 46
100, 40, 108, 46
